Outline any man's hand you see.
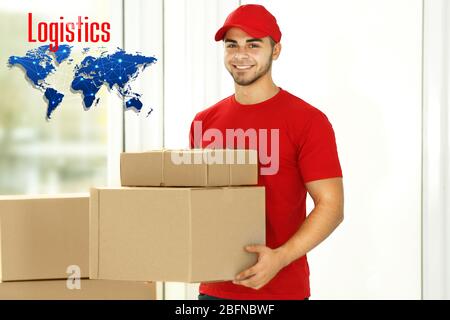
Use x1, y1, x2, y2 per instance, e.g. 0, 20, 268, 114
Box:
232, 178, 344, 291
232, 244, 287, 290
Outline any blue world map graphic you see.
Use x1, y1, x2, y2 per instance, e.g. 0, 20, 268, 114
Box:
7, 45, 157, 119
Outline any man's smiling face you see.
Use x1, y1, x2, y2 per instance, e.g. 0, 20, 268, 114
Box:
223, 27, 279, 86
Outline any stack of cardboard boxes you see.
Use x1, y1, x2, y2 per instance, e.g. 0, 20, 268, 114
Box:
0, 148, 264, 299
0, 194, 155, 299
90, 149, 266, 283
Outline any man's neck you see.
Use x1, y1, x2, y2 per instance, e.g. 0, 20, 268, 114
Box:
234, 78, 280, 105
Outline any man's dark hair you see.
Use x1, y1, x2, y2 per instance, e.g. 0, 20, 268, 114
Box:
269, 37, 276, 48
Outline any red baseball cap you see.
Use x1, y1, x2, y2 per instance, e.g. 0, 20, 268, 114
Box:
214, 4, 282, 43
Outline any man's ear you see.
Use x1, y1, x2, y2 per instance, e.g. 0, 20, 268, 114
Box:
272, 42, 282, 60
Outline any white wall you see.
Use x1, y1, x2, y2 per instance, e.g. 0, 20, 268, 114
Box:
241, 0, 423, 299
422, 0, 450, 300
163, 0, 237, 149
123, 0, 164, 153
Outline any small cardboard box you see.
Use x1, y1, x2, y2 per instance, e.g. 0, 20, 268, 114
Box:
0, 194, 89, 282
120, 149, 258, 187
0, 279, 156, 300
89, 186, 265, 282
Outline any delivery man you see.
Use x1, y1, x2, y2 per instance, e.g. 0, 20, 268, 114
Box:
189, 4, 344, 300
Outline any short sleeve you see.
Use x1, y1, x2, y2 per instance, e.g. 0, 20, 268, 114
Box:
298, 111, 343, 183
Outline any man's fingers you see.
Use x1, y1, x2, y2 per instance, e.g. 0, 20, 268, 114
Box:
245, 244, 267, 253
234, 275, 265, 289
236, 267, 256, 280
235, 263, 261, 280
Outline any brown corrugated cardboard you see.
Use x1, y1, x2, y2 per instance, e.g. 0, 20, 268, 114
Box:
120, 149, 258, 187
119, 151, 164, 186
163, 150, 208, 186
89, 186, 265, 282
0, 279, 156, 300
0, 194, 89, 282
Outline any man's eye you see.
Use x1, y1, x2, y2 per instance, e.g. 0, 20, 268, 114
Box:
249, 44, 260, 48
226, 44, 237, 48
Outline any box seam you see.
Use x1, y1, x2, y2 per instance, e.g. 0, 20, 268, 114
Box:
89, 188, 100, 279
97, 190, 100, 279
228, 162, 232, 186
119, 153, 123, 186
205, 155, 209, 186
188, 189, 193, 282
161, 150, 165, 186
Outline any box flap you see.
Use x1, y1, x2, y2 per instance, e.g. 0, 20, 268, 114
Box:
163, 150, 207, 186
205, 149, 230, 186
229, 149, 258, 185
120, 152, 164, 186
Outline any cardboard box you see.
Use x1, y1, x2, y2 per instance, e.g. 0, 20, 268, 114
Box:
120, 149, 258, 187
0, 279, 156, 300
0, 194, 89, 282
90, 186, 265, 282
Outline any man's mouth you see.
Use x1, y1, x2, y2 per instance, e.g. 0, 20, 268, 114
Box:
233, 64, 254, 70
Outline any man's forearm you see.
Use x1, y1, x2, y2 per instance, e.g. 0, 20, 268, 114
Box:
275, 202, 344, 268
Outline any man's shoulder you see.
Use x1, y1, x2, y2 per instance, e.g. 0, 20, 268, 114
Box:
194, 94, 233, 121
281, 89, 327, 120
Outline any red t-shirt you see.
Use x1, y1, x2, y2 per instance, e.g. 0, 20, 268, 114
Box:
189, 88, 343, 300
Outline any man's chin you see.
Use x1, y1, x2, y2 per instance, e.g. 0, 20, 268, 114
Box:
235, 81, 253, 86
233, 76, 258, 86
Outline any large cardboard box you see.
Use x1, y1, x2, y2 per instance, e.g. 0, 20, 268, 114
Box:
120, 149, 258, 187
0, 279, 156, 300
0, 194, 89, 282
90, 186, 265, 282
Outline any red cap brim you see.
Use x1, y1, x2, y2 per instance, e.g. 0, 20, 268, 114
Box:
214, 24, 268, 42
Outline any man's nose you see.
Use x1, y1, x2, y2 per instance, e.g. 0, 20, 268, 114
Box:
233, 47, 250, 59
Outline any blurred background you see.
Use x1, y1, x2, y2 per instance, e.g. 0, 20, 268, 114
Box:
0, 1, 124, 194
0, 0, 448, 300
